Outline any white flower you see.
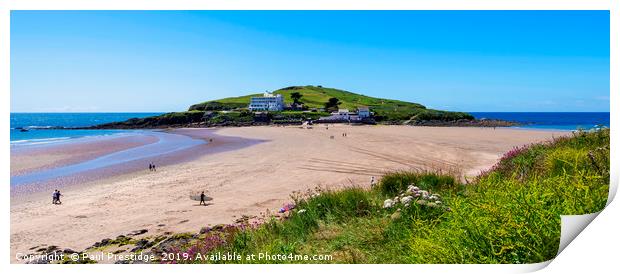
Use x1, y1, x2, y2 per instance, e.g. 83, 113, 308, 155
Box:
401, 196, 414, 205
383, 199, 395, 208
406, 185, 419, 193
298, 209, 307, 214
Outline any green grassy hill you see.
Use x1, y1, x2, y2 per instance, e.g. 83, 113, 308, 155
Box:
188, 85, 473, 122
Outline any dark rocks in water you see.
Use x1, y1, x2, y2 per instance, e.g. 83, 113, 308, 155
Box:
87, 112, 207, 129
405, 118, 518, 127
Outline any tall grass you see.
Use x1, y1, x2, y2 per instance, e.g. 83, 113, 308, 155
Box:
166, 128, 609, 264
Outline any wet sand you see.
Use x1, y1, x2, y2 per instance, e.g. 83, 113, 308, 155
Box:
10, 130, 262, 196
11, 134, 159, 177
10, 125, 568, 263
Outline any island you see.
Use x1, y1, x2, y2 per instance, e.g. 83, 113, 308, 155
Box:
86, 85, 516, 129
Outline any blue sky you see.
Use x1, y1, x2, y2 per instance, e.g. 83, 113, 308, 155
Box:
11, 10, 609, 112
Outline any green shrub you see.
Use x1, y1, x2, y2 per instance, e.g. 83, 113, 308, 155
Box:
379, 172, 459, 196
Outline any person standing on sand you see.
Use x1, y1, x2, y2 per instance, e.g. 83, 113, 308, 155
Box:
54, 190, 62, 205
200, 191, 207, 206
370, 176, 376, 188
149, 163, 153, 171
52, 189, 58, 204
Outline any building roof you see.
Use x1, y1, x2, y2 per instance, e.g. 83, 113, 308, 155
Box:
357, 106, 370, 111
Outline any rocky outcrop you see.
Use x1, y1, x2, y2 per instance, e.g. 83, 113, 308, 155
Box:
404, 118, 518, 127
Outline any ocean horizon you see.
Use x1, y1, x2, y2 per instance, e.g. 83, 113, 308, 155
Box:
10, 112, 610, 145
10, 112, 165, 145
469, 112, 610, 131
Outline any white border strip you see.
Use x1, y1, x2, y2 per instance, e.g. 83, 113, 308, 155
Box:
1, 1, 616, 274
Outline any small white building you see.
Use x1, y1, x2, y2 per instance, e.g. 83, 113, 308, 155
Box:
331, 109, 351, 119
249, 92, 284, 111
357, 106, 370, 118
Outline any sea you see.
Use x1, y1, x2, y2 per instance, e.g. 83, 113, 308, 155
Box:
10, 113, 164, 145
10, 112, 610, 145
469, 112, 610, 131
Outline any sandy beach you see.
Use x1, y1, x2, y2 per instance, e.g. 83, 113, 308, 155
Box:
11, 134, 159, 177
10, 125, 568, 262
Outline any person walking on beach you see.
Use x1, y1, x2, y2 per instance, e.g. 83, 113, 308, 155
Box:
149, 163, 153, 171
200, 191, 207, 206
370, 176, 376, 188
52, 190, 62, 205
52, 189, 58, 204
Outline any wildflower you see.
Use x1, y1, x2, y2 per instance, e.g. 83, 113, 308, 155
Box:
401, 196, 414, 205
407, 185, 420, 193
383, 199, 395, 208
298, 209, 307, 214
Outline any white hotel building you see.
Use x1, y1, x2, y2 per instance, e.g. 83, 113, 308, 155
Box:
248, 92, 285, 111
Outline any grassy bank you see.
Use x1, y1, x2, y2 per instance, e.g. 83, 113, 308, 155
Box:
161, 128, 608, 264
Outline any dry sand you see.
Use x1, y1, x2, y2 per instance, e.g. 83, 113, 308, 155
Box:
10, 125, 567, 262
